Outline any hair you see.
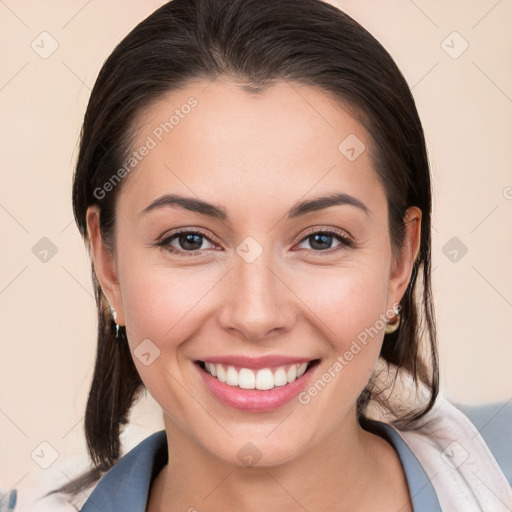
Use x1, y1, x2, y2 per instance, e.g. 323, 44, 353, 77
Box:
44, 0, 439, 504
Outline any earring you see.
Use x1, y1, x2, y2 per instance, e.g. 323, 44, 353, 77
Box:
385, 310, 401, 334
110, 306, 121, 341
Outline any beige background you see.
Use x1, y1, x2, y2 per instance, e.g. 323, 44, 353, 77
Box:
1, 0, 511, 509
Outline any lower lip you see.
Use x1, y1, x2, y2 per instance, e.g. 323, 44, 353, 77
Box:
196, 362, 316, 413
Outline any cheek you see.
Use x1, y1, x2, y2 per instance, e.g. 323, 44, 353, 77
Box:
119, 263, 215, 350
117, 262, 215, 413
295, 261, 390, 344
290, 260, 391, 398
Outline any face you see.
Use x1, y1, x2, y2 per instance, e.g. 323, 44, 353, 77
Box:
87, 79, 420, 467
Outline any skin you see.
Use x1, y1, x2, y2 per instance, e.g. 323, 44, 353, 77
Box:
86, 79, 421, 512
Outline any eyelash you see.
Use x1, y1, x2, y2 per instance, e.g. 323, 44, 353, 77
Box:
154, 227, 354, 258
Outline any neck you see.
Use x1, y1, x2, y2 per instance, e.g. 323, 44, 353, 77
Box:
148, 407, 409, 512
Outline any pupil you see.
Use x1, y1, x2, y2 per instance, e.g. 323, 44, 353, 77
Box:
311, 233, 331, 250
181, 233, 202, 250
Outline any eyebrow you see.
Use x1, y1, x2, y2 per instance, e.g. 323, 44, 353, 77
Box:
138, 192, 369, 221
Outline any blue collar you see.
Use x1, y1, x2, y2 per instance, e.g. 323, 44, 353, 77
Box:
81, 420, 441, 512
360, 416, 441, 511
81, 430, 167, 512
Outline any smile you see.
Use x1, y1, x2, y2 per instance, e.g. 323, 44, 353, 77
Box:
200, 361, 312, 390
195, 357, 320, 412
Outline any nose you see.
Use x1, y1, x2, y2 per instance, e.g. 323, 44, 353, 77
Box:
217, 247, 298, 342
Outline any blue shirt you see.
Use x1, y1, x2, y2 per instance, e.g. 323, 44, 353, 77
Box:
80, 400, 512, 511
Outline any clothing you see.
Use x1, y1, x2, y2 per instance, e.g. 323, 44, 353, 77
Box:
381, 394, 512, 511
79, 396, 512, 512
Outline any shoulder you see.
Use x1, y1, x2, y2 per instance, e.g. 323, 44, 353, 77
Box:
450, 399, 512, 487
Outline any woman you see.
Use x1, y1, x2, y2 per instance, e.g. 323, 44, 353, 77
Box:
43, 0, 511, 510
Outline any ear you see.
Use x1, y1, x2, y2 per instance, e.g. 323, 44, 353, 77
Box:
86, 205, 125, 326
386, 206, 422, 310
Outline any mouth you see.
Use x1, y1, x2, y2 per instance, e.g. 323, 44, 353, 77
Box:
195, 357, 320, 411
196, 359, 321, 391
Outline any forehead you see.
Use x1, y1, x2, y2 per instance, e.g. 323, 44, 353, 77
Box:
118, 79, 384, 223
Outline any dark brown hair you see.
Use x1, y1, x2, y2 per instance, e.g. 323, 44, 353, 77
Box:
46, 0, 438, 503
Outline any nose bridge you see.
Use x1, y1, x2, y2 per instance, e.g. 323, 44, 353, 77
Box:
218, 240, 296, 340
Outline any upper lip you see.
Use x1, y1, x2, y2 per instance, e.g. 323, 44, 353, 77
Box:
197, 355, 318, 369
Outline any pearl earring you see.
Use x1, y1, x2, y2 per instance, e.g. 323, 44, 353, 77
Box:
110, 306, 121, 340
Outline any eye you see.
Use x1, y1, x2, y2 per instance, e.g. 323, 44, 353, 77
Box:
294, 228, 354, 254
154, 227, 354, 258
156, 229, 218, 256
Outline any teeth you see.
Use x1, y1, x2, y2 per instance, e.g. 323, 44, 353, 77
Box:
274, 367, 288, 386
239, 368, 256, 389
216, 364, 227, 383
203, 361, 311, 390
286, 364, 297, 383
226, 366, 239, 386
297, 362, 308, 377
255, 368, 274, 390
204, 362, 216, 377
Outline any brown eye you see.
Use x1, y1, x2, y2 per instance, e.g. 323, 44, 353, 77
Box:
156, 230, 217, 256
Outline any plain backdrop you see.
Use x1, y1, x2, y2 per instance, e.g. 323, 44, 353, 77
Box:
1, 0, 511, 509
